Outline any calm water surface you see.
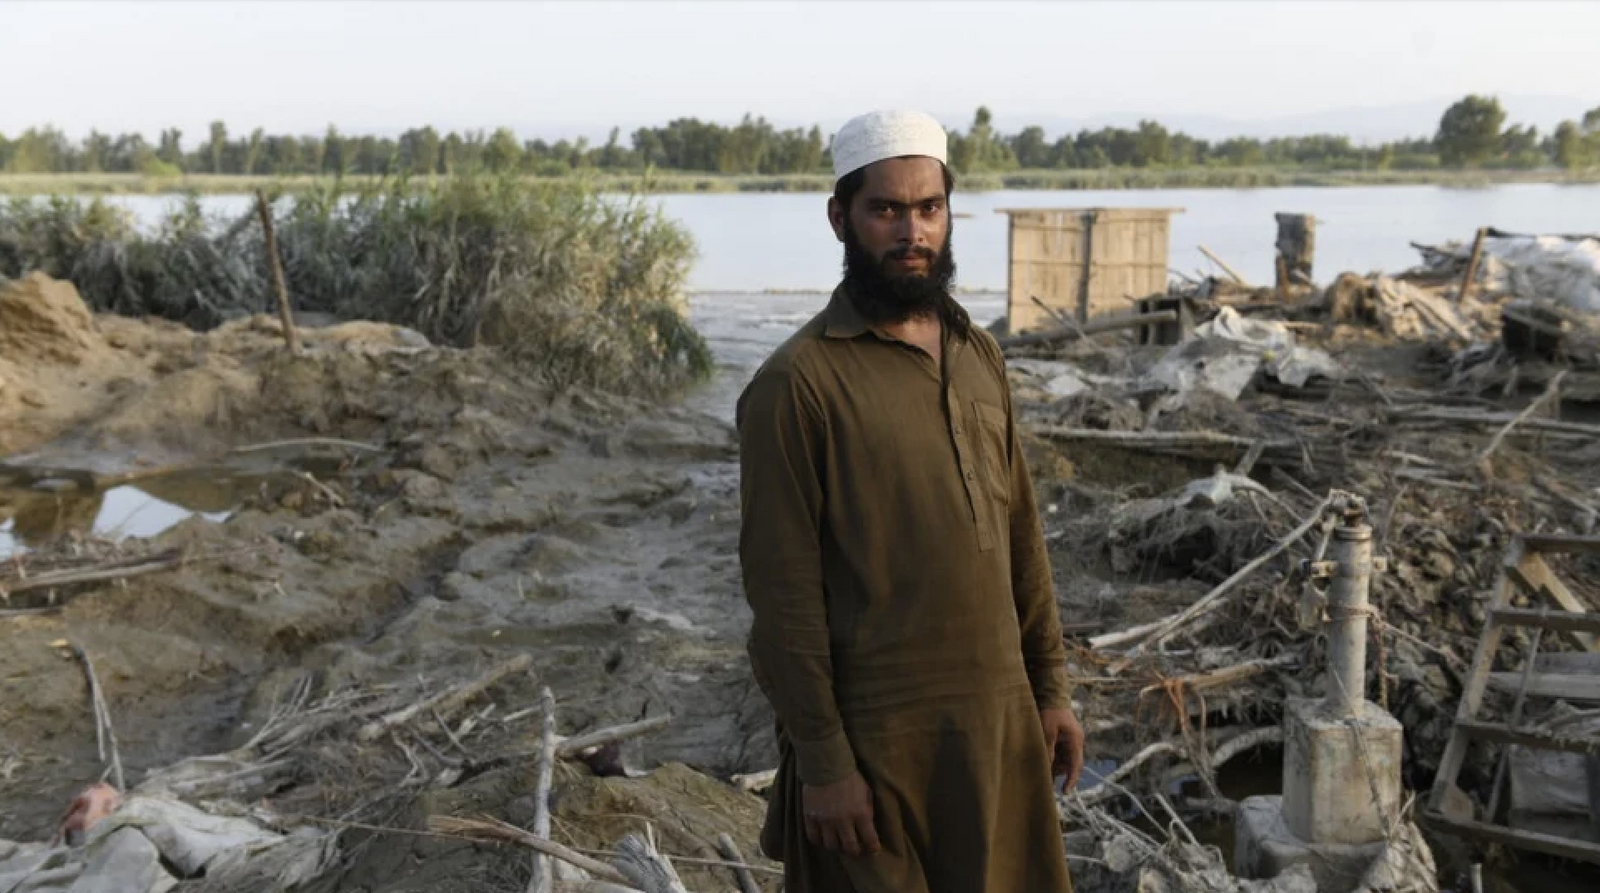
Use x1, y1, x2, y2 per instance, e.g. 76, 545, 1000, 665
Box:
101, 183, 1600, 292
88, 184, 1600, 423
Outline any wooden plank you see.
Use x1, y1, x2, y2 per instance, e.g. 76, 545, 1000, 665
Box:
1421, 811, 1600, 865
1430, 547, 1518, 814
1455, 720, 1600, 755
1510, 550, 1599, 650
1487, 672, 1600, 702
1490, 607, 1600, 635
1523, 533, 1600, 556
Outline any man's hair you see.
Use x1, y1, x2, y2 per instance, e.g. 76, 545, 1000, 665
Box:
832, 159, 970, 332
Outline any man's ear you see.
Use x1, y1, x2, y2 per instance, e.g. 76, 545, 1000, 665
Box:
827, 196, 846, 243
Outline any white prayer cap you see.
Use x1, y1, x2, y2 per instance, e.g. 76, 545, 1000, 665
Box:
830, 110, 948, 181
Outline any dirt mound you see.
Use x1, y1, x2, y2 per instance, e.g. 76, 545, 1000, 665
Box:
0, 272, 107, 365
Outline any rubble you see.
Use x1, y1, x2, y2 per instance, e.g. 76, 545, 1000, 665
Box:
4, 225, 1600, 892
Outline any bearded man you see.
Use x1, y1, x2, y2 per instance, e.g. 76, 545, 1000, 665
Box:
735, 109, 1083, 893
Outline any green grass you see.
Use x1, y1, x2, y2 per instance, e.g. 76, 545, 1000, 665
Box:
2, 166, 1597, 197
0, 172, 711, 397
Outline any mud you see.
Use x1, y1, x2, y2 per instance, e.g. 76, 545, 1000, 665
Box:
0, 274, 772, 860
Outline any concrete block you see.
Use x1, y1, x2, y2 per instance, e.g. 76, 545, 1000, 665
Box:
1281, 696, 1403, 845
1236, 795, 1388, 893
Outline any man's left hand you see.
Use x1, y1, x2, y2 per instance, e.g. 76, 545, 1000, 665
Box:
1040, 706, 1085, 791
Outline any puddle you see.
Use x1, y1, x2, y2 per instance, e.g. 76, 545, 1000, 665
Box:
0, 463, 328, 558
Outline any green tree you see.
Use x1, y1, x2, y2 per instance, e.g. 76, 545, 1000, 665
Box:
484, 127, 523, 171
1554, 121, 1589, 169
1435, 94, 1505, 167
322, 125, 346, 175
243, 128, 265, 175
208, 121, 228, 174
1009, 126, 1049, 168
158, 128, 184, 169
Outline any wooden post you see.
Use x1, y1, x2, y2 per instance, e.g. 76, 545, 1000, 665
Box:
1459, 226, 1489, 303
1077, 210, 1098, 322
254, 189, 302, 355
1274, 213, 1315, 289
528, 687, 557, 893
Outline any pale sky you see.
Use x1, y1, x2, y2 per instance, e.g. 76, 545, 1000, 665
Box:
4, 0, 1597, 143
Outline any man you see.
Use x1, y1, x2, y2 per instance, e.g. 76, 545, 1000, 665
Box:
735, 109, 1083, 893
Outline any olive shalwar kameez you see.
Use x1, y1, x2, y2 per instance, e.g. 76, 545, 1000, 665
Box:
736, 285, 1076, 893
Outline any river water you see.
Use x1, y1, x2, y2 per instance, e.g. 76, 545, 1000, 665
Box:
90, 182, 1600, 423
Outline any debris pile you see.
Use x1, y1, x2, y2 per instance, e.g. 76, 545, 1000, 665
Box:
1003, 238, 1600, 886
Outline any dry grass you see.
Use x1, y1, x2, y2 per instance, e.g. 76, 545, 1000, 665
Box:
0, 171, 712, 397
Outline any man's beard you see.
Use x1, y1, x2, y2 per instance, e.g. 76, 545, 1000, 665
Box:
841, 222, 957, 326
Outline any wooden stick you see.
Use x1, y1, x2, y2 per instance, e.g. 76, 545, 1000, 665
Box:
613, 830, 689, 893
229, 437, 382, 455
69, 643, 125, 790
715, 833, 761, 893
429, 816, 636, 886
1404, 408, 1599, 438
1135, 654, 1299, 698
555, 883, 640, 893
557, 716, 672, 759
1459, 227, 1488, 302
1, 554, 186, 599
357, 654, 532, 742
255, 189, 302, 355
997, 310, 1177, 349
1199, 245, 1249, 287
529, 687, 557, 893
1476, 370, 1568, 468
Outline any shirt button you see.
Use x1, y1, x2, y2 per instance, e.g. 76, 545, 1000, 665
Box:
965, 470, 976, 480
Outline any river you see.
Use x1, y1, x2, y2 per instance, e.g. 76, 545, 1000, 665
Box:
92, 182, 1600, 422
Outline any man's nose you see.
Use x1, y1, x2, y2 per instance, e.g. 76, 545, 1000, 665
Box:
896, 210, 925, 245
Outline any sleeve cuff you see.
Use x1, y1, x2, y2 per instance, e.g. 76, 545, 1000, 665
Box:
1029, 663, 1074, 712
792, 727, 857, 786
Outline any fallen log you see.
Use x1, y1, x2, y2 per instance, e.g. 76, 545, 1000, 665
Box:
997, 310, 1177, 350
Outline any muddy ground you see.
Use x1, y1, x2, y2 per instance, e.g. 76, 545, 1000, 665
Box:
1, 273, 784, 886
5, 270, 1599, 891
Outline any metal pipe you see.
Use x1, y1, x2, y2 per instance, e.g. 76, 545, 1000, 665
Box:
1325, 509, 1373, 716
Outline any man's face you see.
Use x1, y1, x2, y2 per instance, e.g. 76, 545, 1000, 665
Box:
829, 156, 956, 324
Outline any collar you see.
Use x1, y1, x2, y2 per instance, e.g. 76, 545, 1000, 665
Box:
820, 282, 970, 344
822, 283, 873, 339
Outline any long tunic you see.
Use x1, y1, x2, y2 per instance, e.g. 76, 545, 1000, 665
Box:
735, 285, 1075, 893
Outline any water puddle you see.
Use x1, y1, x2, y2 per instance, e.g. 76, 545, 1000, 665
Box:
0, 461, 339, 558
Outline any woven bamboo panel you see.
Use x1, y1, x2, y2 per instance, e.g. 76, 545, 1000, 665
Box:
999, 208, 1180, 333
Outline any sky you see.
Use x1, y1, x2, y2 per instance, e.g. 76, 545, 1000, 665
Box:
4, 0, 1597, 144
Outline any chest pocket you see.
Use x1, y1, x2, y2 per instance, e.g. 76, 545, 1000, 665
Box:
971, 400, 1012, 506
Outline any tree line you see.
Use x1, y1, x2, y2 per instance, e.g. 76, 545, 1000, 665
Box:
2, 95, 1597, 178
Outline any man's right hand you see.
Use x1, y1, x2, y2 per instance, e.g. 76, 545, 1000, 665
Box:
801, 771, 881, 857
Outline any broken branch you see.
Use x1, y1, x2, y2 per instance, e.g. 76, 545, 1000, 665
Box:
357, 654, 532, 742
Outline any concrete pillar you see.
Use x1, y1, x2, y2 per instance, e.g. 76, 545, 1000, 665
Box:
1275, 213, 1316, 289
1237, 496, 1416, 892
1325, 508, 1373, 714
